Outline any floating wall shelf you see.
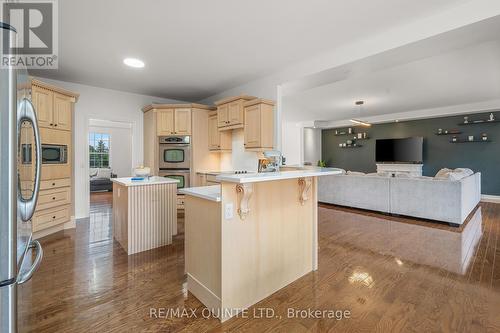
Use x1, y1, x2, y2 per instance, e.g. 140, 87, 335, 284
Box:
458, 120, 500, 126
435, 132, 461, 136
340, 145, 363, 148
449, 140, 492, 144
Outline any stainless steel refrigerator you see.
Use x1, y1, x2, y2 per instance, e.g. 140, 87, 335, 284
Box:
1, 22, 43, 332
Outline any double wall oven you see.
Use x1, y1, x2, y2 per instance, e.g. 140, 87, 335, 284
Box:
159, 136, 190, 190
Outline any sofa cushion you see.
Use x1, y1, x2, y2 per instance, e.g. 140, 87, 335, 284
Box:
346, 171, 366, 176
95, 168, 112, 180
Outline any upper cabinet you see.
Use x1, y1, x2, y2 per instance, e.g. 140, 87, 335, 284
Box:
215, 95, 256, 130
31, 80, 77, 131
53, 93, 73, 130
208, 111, 231, 151
156, 108, 192, 136
244, 99, 275, 150
157, 109, 175, 135
174, 108, 192, 135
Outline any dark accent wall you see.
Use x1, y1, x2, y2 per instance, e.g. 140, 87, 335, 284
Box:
321, 112, 500, 195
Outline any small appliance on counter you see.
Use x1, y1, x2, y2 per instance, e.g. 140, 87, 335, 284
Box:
258, 150, 283, 173
133, 166, 151, 177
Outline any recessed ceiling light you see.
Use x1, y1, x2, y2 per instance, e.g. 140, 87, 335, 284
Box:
123, 57, 145, 68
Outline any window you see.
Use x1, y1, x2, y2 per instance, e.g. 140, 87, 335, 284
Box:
89, 132, 110, 168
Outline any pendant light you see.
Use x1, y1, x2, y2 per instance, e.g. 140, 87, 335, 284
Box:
350, 100, 371, 127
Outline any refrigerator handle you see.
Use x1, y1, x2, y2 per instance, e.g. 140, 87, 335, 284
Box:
16, 240, 43, 285
17, 98, 42, 222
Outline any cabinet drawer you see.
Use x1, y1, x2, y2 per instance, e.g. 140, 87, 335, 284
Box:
40, 178, 71, 190
177, 195, 185, 210
33, 205, 70, 232
37, 187, 71, 210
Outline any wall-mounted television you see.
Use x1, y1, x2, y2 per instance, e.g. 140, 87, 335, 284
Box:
375, 137, 423, 164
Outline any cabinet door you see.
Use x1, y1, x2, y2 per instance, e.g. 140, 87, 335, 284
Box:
217, 104, 229, 127
53, 93, 72, 131
244, 105, 261, 148
174, 108, 192, 135
208, 115, 220, 149
32, 86, 53, 128
157, 110, 175, 136
228, 100, 243, 125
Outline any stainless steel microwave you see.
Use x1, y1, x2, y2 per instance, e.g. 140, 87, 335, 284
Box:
41, 144, 68, 164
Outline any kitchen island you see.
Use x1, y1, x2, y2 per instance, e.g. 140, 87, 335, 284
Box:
111, 176, 179, 255
180, 168, 343, 321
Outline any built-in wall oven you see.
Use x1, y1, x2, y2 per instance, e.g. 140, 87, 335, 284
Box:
159, 136, 190, 170
159, 169, 190, 190
159, 136, 191, 191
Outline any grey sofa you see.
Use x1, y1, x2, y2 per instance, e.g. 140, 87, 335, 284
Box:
90, 168, 117, 192
318, 173, 481, 225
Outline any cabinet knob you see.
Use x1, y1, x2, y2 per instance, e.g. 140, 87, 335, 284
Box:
54, 124, 58, 127
52, 216, 56, 219
52, 197, 56, 200
52, 183, 56, 186
50, 123, 53, 126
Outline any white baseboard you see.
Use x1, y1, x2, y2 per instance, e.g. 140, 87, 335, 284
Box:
481, 195, 500, 203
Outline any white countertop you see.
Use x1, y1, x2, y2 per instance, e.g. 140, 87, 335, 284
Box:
179, 185, 221, 202
215, 167, 344, 184
111, 176, 179, 187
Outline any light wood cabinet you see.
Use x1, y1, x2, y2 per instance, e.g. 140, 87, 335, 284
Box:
244, 99, 275, 150
156, 108, 192, 136
215, 95, 256, 130
157, 109, 175, 135
32, 205, 71, 233
32, 86, 53, 128
53, 93, 72, 130
143, 103, 219, 185
174, 108, 192, 135
32, 86, 74, 131
217, 104, 229, 127
208, 112, 231, 151
30, 79, 78, 235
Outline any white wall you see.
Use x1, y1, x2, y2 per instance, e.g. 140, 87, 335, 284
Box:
303, 128, 322, 165
89, 120, 133, 178
220, 129, 260, 172
36, 77, 185, 219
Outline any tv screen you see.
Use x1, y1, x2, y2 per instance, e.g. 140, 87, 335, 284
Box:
376, 137, 423, 163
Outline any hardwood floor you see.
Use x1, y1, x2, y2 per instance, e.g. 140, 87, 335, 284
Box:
18, 200, 500, 332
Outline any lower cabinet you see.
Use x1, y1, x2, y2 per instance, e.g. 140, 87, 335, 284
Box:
33, 177, 72, 233
32, 204, 71, 233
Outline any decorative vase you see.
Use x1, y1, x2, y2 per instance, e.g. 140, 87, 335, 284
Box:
489, 113, 495, 122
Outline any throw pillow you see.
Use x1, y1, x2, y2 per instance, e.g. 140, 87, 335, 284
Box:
435, 168, 452, 179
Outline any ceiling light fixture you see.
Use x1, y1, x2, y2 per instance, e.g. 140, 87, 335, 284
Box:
123, 57, 145, 68
350, 100, 371, 127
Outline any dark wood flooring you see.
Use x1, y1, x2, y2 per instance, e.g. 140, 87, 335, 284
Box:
18, 194, 500, 332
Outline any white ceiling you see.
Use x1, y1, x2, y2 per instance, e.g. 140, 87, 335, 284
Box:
282, 31, 500, 123
30, 0, 468, 101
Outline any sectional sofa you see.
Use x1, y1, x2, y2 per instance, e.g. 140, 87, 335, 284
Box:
318, 172, 481, 226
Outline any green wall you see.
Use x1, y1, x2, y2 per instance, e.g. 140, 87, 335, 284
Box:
321, 111, 500, 195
